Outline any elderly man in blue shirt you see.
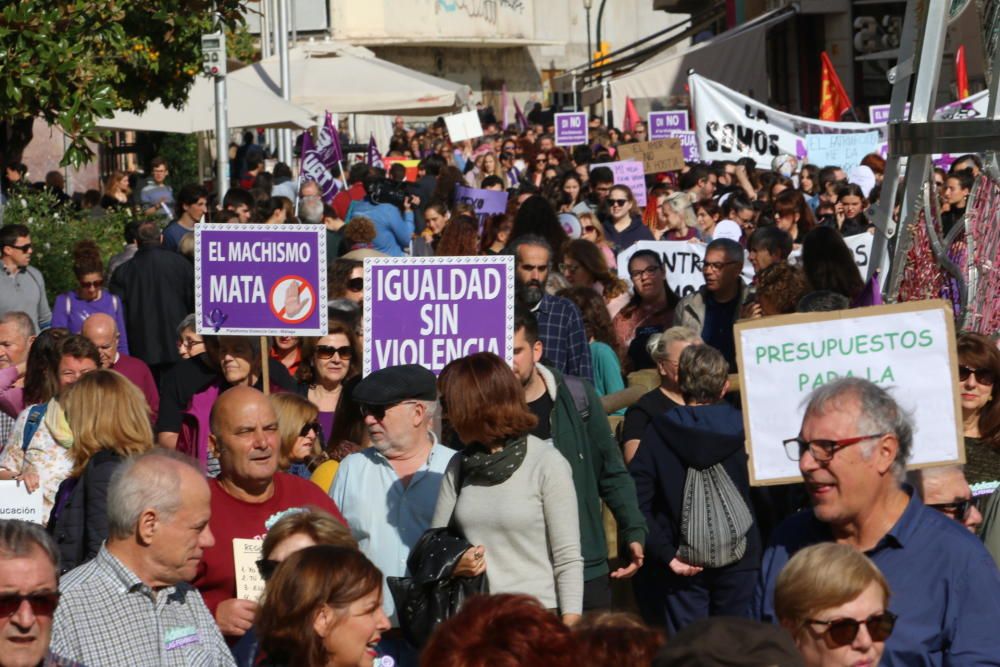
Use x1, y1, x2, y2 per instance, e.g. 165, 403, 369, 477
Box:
330, 364, 454, 666
754, 377, 1000, 666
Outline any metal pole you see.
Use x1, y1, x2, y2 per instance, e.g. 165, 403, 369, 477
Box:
214, 74, 229, 208
260, 0, 271, 59
585, 7, 592, 70
277, 0, 293, 165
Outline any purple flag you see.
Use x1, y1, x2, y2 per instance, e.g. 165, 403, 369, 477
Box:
854, 271, 883, 307
366, 134, 384, 168
315, 112, 343, 166
514, 98, 528, 131
299, 130, 339, 204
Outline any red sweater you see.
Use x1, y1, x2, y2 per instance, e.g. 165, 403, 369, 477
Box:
194, 473, 345, 615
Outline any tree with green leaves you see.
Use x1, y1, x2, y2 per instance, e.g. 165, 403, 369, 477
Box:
0, 0, 248, 167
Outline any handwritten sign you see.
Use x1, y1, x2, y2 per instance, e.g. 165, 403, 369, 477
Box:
444, 110, 484, 143
648, 110, 690, 138
195, 224, 328, 336
364, 256, 515, 375
554, 112, 588, 146
805, 132, 880, 170
593, 160, 647, 207
454, 185, 508, 228
0, 481, 45, 524
663, 130, 700, 161
233, 538, 265, 601
616, 139, 685, 174
735, 300, 963, 485
617, 240, 755, 299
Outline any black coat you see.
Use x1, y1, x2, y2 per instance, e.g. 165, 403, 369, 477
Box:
48, 450, 123, 574
110, 243, 194, 367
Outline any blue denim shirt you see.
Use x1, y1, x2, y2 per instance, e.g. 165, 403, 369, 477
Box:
754, 487, 1000, 666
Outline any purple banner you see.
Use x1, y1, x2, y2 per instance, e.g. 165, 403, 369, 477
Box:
454, 185, 509, 228
315, 112, 344, 165
648, 110, 690, 139
300, 132, 339, 204
555, 112, 588, 146
593, 160, 647, 207
363, 256, 515, 375
663, 130, 700, 161
195, 224, 327, 336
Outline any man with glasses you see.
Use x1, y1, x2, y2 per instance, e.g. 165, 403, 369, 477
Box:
81, 313, 159, 424
675, 238, 748, 371
908, 465, 983, 533
330, 364, 454, 666
0, 224, 50, 333
755, 377, 1000, 665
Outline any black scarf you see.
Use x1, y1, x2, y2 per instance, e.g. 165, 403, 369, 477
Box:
460, 436, 527, 486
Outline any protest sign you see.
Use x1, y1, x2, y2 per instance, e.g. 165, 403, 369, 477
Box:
364, 256, 515, 375
616, 240, 754, 299
444, 110, 484, 142
233, 538, 265, 601
805, 132, 881, 171
617, 139, 685, 174
788, 232, 889, 280
454, 185, 508, 227
648, 110, 690, 138
383, 157, 420, 182
868, 103, 911, 124
0, 481, 44, 524
195, 224, 327, 336
593, 160, 647, 207
555, 112, 588, 146
663, 130, 700, 161
689, 74, 886, 163
735, 300, 963, 485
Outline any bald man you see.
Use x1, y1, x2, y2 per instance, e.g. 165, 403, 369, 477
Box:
192, 386, 345, 639
82, 313, 159, 423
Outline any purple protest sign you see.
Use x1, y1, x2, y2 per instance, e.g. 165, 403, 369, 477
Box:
593, 160, 647, 207
363, 256, 515, 375
664, 130, 701, 161
195, 224, 327, 336
316, 112, 343, 165
454, 185, 508, 228
868, 103, 911, 124
648, 110, 690, 139
300, 131, 339, 204
555, 112, 588, 146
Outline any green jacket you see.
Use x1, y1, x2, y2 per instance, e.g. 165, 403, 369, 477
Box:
537, 364, 648, 581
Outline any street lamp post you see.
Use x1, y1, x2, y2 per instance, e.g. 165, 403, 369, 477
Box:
583, 0, 593, 69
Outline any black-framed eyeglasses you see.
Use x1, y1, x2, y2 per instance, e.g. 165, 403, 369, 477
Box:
805, 611, 897, 647
783, 433, 887, 462
959, 365, 996, 386
315, 345, 353, 360
0, 591, 60, 618
927, 496, 980, 521
703, 260, 739, 272
629, 266, 661, 281
299, 421, 321, 437
347, 277, 364, 293
256, 558, 280, 582
360, 400, 418, 422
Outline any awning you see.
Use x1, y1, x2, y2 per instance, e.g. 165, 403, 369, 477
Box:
608, 6, 798, 126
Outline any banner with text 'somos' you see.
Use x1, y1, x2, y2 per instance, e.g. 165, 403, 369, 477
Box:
195, 224, 328, 336
735, 300, 964, 486
363, 256, 515, 376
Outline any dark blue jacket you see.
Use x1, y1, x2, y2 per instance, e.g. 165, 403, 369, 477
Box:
602, 215, 653, 255
628, 402, 760, 571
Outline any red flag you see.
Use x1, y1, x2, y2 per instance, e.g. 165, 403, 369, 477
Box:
956, 45, 970, 100
819, 52, 852, 121
623, 96, 640, 132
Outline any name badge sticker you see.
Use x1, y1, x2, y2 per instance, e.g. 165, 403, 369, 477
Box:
164, 625, 201, 651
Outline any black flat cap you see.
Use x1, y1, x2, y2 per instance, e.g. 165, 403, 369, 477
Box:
354, 364, 437, 405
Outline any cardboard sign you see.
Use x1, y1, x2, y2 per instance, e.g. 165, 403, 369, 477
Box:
233, 538, 265, 602
735, 300, 963, 486
805, 132, 881, 170
454, 185, 508, 227
554, 112, 588, 146
195, 224, 328, 336
444, 110, 484, 143
593, 160, 647, 207
616, 139, 685, 174
648, 110, 690, 138
0, 481, 45, 524
363, 256, 515, 375
616, 240, 754, 299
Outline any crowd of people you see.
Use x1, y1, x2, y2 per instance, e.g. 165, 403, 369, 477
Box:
0, 108, 998, 667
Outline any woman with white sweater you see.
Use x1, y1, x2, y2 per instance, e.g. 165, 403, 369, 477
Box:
432, 352, 584, 625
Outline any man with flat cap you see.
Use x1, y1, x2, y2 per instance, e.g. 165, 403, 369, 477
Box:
330, 364, 455, 665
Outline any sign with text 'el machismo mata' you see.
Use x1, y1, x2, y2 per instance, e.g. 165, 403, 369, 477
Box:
735, 300, 964, 485
363, 256, 515, 375
195, 224, 327, 336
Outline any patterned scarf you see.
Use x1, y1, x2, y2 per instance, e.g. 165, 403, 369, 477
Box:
460, 436, 527, 486
44, 398, 73, 449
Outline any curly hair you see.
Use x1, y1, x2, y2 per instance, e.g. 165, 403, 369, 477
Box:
563, 239, 628, 301
436, 214, 480, 257
572, 612, 664, 667
71, 240, 104, 279
342, 216, 377, 248
756, 262, 810, 315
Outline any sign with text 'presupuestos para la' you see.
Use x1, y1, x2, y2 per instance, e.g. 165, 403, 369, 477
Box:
363, 256, 514, 376
195, 223, 327, 336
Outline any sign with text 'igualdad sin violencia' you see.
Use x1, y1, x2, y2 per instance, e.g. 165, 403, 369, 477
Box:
364, 256, 515, 375
195, 224, 327, 336
735, 300, 963, 486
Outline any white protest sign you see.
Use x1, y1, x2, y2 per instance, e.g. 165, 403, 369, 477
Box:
805, 132, 881, 170
689, 74, 886, 164
233, 538, 265, 601
0, 481, 45, 524
444, 110, 484, 143
593, 160, 647, 207
787, 232, 888, 280
735, 300, 963, 486
616, 240, 755, 299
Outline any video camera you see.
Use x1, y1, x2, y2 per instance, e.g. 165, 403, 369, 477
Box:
368, 178, 411, 209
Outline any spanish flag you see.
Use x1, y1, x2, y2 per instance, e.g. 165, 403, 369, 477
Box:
956, 45, 970, 99
820, 52, 852, 121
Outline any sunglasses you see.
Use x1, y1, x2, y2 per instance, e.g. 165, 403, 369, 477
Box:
0, 592, 60, 618
7, 243, 31, 252
959, 365, 996, 386
928, 496, 980, 521
256, 558, 280, 582
315, 345, 353, 360
79, 279, 104, 288
347, 277, 364, 293
299, 421, 321, 437
806, 611, 897, 647
608, 198, 629, 207
360, 400, 417, 421
582, 225, 596, 233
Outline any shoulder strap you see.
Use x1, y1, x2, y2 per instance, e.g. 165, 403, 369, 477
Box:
22, 404, 48, 452
111, 293, 119, 313
562, 374, 591, 422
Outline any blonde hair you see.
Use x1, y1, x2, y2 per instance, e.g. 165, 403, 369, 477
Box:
579, 211, 607, 244
62, 369, 153, 477
269, 393, 321, 470
261, 508, 356, 559
775, 543, 890, 633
